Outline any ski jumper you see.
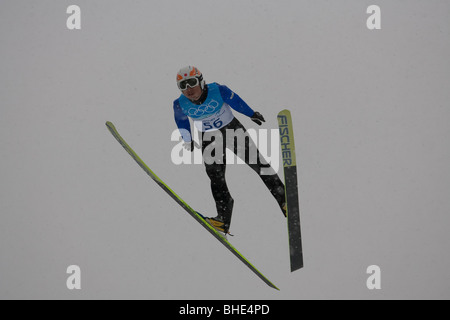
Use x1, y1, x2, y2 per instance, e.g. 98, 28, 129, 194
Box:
173, 83, 285, 228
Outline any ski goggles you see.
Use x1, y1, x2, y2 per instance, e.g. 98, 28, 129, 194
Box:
177, 77, 200, 91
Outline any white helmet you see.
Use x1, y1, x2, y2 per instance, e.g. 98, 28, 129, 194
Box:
176, 66, 205, 91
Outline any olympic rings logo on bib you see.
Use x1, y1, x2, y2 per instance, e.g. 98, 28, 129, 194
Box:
187, 100, 221, 118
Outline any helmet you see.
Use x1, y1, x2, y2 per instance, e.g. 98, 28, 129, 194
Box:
176, 66, 205, 91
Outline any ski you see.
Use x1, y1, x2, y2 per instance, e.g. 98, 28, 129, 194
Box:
277, 110, 304, 272
105, 121, 279, 290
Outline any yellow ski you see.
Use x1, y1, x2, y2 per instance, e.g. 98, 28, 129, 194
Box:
106, 121, 279, 290
278, 110, 304, 272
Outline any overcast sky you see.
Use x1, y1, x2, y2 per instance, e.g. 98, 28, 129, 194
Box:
1, 0, 449, 299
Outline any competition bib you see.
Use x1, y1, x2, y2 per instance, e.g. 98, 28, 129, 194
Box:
179, 83, 235, 132
194, 103, 234, 132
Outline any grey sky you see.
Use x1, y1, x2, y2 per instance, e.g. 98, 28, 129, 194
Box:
1, 0, 449, 299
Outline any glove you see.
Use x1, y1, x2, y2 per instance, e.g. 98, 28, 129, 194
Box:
183, 141, 194, 152
183, 140, 200, 151
251, 111, 265, 126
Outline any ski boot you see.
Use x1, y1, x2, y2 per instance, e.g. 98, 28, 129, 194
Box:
205, 216, 230, 235
280, 202, 287, 217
